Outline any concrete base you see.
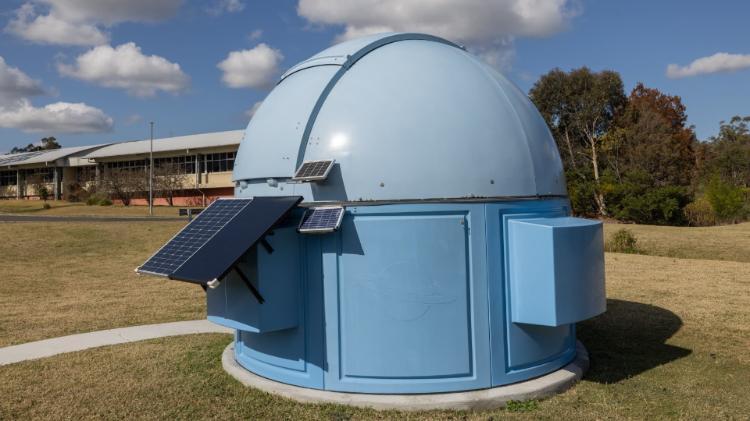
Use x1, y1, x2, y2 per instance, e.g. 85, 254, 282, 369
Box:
222, 341, 589, 411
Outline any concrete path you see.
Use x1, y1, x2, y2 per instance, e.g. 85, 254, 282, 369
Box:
0, 214, 183, 222
0, 320, 232, 366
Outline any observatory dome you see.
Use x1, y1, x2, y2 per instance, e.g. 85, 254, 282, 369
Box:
234, 33, 566, 202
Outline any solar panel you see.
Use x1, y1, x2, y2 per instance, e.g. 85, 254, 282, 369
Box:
298, 206, 344, 233
137, 196, 302, 284
0, 151, 45, 166
138, 199, 251, 277
292, 159, 334, 181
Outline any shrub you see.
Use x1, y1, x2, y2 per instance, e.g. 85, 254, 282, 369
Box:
86, 193, 109, 206
42, 203, 51, 210
704, 175, 746, 223
684, 198, 717, 226
606, 175, 691, 225
65, 183, 90, 202
605, 228, 640, 253
99, 198, 113, 206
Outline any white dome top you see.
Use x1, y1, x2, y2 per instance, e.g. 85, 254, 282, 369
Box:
234, 33, 566, 202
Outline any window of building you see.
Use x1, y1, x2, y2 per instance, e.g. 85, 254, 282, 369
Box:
154, 155, 196, 174
204, 152, 235, 173
76, 166, 97, 183
105, 160, 147, 172
22, 168, 54, 183
0, 171, 16, 186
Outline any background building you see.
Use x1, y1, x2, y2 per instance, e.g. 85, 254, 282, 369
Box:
0, 130, 242, 205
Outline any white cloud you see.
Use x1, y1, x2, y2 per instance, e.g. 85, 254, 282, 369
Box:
248, 29, 263, 41
218, 44, 284, 89
667, 52, 750, 78
245, 101, 262, 118
297, 0, 578, 70
208, 0, 245, 15
57, 43, 190, 97
6, 3, 108, 46
0, 55, 113, 133
0, 56, 46, 106
5, 0, 183, 46
0, 99, 113, 133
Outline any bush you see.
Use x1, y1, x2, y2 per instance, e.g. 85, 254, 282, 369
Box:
99, 198, 113, 206
566, 172, 600, 217
704, 175, 746, 223
65, 183, 90, 202
42, 203, 51, 210
605, 172, 691, 225
684, 198, 717, 226
605, 228, 640, 253
86, 193, 109, 206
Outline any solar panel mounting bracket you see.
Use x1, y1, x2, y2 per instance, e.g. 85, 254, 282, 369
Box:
232, 266, 265, 304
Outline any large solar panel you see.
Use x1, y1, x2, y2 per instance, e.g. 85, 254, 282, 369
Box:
0, 151, 45, 166
298, 206, 344, 233
137, 196, 302, 284
138, 199, 250, 276
292, 159, 334, 181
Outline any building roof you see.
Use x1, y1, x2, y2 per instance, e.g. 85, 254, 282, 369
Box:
81, 130, 244, 159
0, 144, 107, 168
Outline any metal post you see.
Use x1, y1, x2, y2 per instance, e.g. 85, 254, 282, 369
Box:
149, 121, 154, 216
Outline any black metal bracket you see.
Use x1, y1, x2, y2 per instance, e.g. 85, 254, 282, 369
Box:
260, 237, 274, 254
234, 266, 265, 304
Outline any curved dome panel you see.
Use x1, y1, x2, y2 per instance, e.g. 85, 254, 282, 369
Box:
234, 33, 566, 202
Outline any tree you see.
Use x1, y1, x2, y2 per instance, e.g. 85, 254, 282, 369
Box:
704, 175, 746, 223
702, 116, 750, 187
530, 67, 627, 216
154, 163, 189, 206
100, 168, 146, 206
606, 83, 697, 187
11, 137, 61, 153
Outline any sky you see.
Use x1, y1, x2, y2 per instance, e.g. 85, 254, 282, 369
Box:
0, 0, 749, 153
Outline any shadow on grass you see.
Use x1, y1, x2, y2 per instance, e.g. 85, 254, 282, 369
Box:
578, 299, 692, 384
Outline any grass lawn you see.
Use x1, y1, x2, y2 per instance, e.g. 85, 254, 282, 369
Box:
0, 220, 203, 347
0, 220, 748, 419
604, 221, 750, 263
0, 199, 198, 217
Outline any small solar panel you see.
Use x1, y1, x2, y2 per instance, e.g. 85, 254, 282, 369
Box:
137, 198, 251, 277
292, 159, 334, 181
298, 206, 344, 233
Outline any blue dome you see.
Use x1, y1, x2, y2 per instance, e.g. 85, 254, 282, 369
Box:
234, 33, 566, 202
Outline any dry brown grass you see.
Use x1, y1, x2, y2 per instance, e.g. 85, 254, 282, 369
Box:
0, 199, 196, 217
0, 221, 203, 347
604, 221, 750, 262
0, 252, 748, 419
0, 222, 749, 419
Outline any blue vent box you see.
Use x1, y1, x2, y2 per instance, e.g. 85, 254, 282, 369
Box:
507, 217, 605, 327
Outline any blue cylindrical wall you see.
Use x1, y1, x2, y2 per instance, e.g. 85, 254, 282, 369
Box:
227, 199, 577, 394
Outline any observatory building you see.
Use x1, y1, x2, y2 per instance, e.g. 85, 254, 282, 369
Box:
138, 33, 605, 399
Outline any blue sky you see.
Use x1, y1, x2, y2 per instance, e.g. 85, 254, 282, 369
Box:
0, 0, 748, 153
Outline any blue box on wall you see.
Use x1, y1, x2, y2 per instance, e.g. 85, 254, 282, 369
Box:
508, 217, 606, 327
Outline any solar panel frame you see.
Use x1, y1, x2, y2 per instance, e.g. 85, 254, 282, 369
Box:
298, 206, 345, 234
136, 198, 251, 277
292, 159, 334, 181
